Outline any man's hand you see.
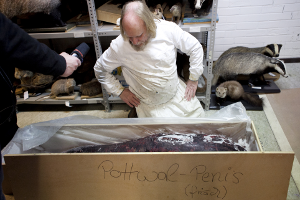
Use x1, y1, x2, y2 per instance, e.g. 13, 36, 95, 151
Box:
60, 52, 81, 77
185, 79, 198, 101
119, 88, 140, 108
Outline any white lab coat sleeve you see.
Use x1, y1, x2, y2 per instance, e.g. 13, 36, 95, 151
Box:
94, 47, 124, 97
172, 24, 204, 81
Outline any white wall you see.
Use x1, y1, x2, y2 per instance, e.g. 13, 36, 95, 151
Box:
213, 0, 300, 60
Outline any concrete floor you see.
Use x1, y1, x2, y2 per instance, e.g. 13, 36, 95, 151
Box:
4, 63, 300, 200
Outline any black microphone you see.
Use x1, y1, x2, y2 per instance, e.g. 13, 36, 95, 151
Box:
71, 42, 90, 63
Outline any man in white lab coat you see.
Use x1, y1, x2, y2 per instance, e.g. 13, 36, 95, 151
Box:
94, 1, 205, 118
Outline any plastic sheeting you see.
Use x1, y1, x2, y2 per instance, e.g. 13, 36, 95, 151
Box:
2, 102, 257, 163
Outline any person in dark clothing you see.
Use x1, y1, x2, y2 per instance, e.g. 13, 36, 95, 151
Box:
0, 12, 81, 200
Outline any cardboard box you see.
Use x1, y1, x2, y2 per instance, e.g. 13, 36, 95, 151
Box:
3, 121, 294, 200
96, 1, 121, 24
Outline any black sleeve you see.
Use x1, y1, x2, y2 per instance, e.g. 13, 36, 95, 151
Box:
0, 12, 66, 77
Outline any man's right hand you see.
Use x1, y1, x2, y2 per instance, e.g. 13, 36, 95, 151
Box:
119, 88, 140, 108
60, 52, 81, 77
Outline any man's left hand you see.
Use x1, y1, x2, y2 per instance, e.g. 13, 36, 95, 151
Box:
185, 79, 198, 101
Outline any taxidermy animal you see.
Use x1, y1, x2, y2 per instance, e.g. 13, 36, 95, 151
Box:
0, 0, 61, 19
170, 2, 182, 24
14, 68, 53, 93
0, 0, 65, 27
213, 44, 283, 70
216, 81, 263, 106
50, 78, 76, 99
212, 52, 288, 86
80, 79, 102, 96
153, 4, 163, 19
220, 44, 282, 59
188, 0, 213, 17
14, 68, 33, 79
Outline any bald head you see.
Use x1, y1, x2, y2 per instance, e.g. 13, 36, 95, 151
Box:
122, 1, 145, 34
120, 1, 157, 51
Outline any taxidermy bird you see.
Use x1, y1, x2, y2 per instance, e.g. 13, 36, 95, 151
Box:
216, 81, 263, 106
212, 52, 288, 86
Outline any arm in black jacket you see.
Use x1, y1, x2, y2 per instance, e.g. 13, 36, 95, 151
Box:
0, 12, 66, 77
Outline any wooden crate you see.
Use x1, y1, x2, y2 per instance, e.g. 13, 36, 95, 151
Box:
3, 121, 294, 200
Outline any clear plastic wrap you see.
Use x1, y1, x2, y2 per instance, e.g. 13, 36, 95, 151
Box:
2, 102, 256, 163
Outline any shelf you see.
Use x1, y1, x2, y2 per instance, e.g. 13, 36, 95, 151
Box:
29, 22, 213, 39
17, 93, 102, 105
17, 92, 206, 105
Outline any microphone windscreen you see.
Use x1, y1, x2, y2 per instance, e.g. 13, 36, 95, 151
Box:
71, 42, 90, 62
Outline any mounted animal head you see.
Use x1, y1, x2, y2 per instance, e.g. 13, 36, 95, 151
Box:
216, 87, 227, 98
195, 0, 206, 9
264, 44, 283, 57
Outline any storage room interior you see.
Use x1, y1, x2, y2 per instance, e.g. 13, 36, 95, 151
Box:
1, 0, 300, 199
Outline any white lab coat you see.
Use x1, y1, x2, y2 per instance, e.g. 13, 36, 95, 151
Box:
94, 19, 204, 117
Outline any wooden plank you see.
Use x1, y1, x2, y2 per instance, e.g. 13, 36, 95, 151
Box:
2, 164, 12, 195
81, 93, 103, 99
251, 122, 263, 152
5, 152, 294, 200
55, 92, 79, 100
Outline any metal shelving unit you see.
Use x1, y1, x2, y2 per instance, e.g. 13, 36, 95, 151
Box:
21, 0, 218, 111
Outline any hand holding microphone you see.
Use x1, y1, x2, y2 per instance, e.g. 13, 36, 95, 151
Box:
60, 42, 90, 77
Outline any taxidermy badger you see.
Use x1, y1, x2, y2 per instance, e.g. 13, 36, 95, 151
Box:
188, 0, 213, 17
220, 44, 282, 59
213, 44, 283, 69
216, 81, 263, 106
212, 52, 288, 86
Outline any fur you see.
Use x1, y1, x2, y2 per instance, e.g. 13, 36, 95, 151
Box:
170, 3, 182, 24
0, 0, 61, 19
153, 4, 163, 19
80, 79, 102, 96
188, 0, 213, 17
212, 52, 288, 85
50, 78, 76, 99
14, 68, 53, 93
216, 81, 263, 106
14, 68, 33, 79
213, 44, 283, 70
219, 44, 282, 59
